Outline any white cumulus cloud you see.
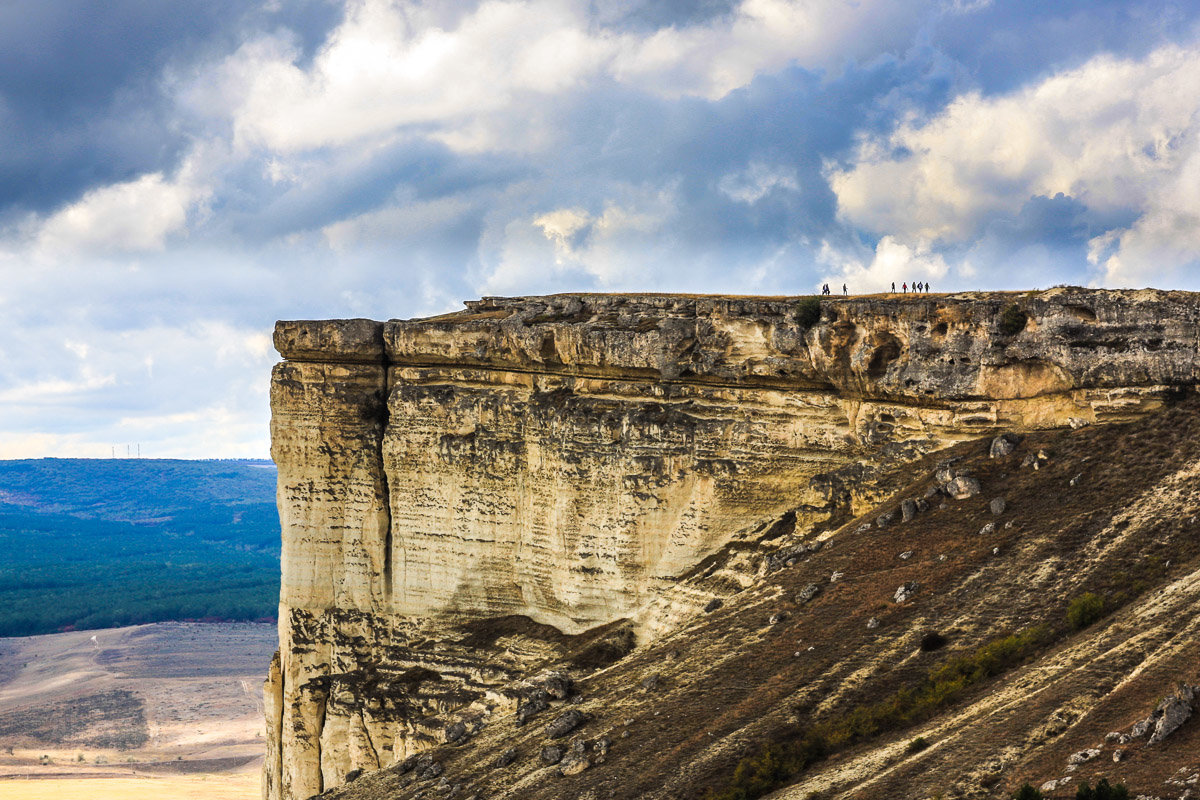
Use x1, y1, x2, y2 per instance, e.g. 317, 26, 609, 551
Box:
210, 0, 931, 156
830, 42, 1200, 286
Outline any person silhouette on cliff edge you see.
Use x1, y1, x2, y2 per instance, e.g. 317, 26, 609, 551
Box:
842, 283, 848, 295
902, 282, 907, 293
891, 281, 895, 293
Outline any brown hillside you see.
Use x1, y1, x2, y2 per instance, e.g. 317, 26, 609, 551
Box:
322, 395, 1200, 800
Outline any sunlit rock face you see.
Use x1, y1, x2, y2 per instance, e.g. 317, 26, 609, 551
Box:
264, 289, 1199, 800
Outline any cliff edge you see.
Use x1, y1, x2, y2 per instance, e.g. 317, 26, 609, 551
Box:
265, 289, 1200, 800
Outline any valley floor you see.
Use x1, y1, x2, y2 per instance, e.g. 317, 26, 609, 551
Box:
0, 621, 275, 799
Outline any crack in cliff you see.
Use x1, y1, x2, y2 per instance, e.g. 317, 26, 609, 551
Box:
378, 383, 393, 603
358, 708, 382, 768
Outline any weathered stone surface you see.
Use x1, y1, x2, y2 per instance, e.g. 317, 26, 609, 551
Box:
1148, 684, 1196, 745
266, 290, 1200, 800
796, 583, 821, 604
990, 434, 1020, 458
545, 709, 588, 739
946, 476, 981, 499
1067, 748, 1100, 765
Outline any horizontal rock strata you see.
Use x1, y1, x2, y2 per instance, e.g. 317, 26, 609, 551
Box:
266, 289, 1199, 800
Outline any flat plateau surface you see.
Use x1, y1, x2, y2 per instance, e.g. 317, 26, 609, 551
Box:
0, 622, 275, 798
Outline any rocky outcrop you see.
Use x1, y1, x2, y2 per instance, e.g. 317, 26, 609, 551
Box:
265, 289, 1199, 800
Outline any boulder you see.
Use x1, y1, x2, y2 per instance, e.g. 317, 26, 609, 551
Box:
935, 458, 962, 485
532, 671, 574, 701
703, 598, 723, 613
1149, 684, 1196, 745
545, 709, 588, 739
946, 476, 981, 499
541, 745, 563, 765
990, 434, 1021, 458
876, 511, 895, 529
516, 688, 551, 726
559, 755, 591, 776
1067, 748, 1100, 765
990, 497, 1007, 515
866, 617, 880, 629
894, 582, 919, 603
900, 499, 917, 522
979, 522, 995, 536
400, 753, 433, 775
796, 583, 821, 604
494, 748, 518, 768
445, 720, 467, 744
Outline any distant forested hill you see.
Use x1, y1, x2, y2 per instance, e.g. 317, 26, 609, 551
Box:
0, 459, 280, 636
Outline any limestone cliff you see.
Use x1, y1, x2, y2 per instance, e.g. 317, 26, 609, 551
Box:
265, 289, 1199, 800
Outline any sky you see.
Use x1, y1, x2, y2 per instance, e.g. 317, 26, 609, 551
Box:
2, 0, 1200, 459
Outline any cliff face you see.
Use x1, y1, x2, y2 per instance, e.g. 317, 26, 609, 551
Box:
265, 289, 1199, 800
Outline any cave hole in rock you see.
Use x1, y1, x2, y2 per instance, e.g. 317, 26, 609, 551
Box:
934, 322, 948, 336
1064, 304, 1097, 322
867, 334, 903, 379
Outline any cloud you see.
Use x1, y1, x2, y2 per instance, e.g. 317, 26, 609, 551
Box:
32, 170, 208, 259
210, 0, 935, 156
819, 235, 949, 294
3, 0, 1200, 458
719, 161, 800, 204
830, 42, 1200, 285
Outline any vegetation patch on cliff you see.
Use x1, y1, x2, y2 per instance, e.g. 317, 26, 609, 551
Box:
705, 626, 1051, 800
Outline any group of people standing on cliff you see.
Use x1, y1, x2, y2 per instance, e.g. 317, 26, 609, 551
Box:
820, 281, 932, 295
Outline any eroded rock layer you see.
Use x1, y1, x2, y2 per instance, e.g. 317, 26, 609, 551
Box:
266, 289, 1199, 800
